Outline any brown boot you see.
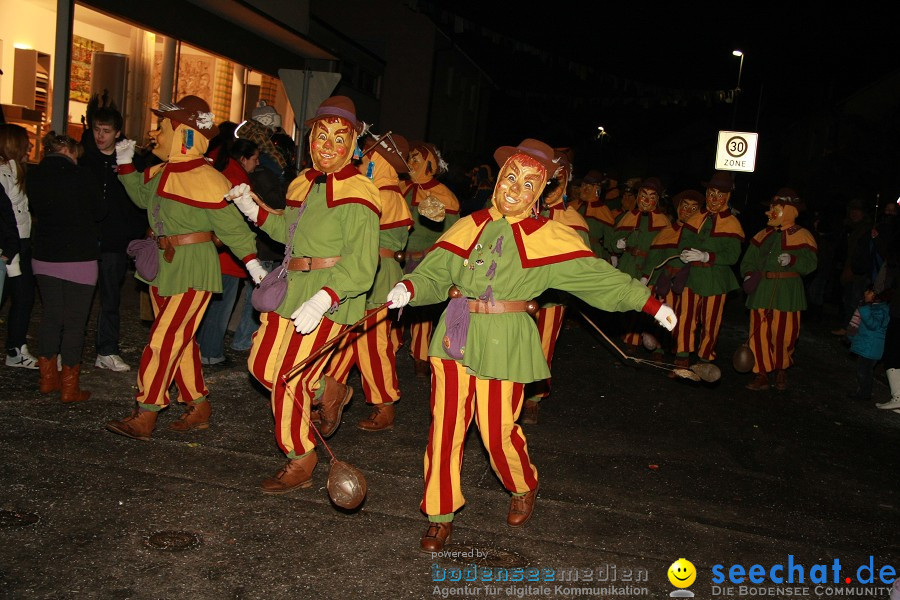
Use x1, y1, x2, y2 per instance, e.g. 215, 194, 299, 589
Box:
420, 522, 453, 552
38, 355, 60, 394
168, 400, 211, 432
357, 403, 395, 431
414, 358, 430, 378
774, 369, 787, 391
260, 452, 318, 494
60, 364, 90, 403
310, 405, 322, 425
668, 356, 691, 379
745, 372, 770, 391
106, 408, 158, 441
507, 484, 539, 527
318, 376, 353, 438
520, 400, 540, 425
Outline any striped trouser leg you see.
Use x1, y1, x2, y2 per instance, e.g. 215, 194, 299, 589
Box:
534, 305, 566, 398
269, 316, 346, 458
248, 311, 288, 391
326, 307, 399, 404
750, 309, 801, 373
410, 317, 433, 362
696, 293, 726, 361
673, 288, 699, 356
474, 376, 538, 494
421, 358, 478, 517
390, 320, 403, 354
324, 322, 359, 385
135, 287, 211, 408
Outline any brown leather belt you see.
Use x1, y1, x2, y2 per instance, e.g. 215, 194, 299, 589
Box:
690, 261, 714, 267
379, 248, 406, 262
287, 256, 341, 272
765, 271, 799, 279
157, 231, 214, 262
468, 299, 539, 316
406, 250, 428, 261
627, 248, 648, 257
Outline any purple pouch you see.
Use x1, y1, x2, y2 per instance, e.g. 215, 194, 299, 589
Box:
671, 265, 691, 294
442, 296, 470, 360
126, 238, 159, 281
252, 265, 287, 312
654, 272, 672, 296
742, 271, 762, 294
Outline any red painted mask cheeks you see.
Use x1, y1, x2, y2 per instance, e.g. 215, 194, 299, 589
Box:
705, 188, 730, 213
492, 154, 547, 218
309, 117, 355, 173
767, 203, 797, 228
677, 199, 701, 223
637, 187, 659, 212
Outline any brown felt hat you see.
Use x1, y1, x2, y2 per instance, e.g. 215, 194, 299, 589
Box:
640, 177, 664, 195
702, 171, 735, 192
151, 95, 219, 140
768, 187, 806, 210
493, 139, 557, 175
552, 147, 572, 178
304, 95, 363, 133
363, 132, 410, 173
672, 189, 704, 209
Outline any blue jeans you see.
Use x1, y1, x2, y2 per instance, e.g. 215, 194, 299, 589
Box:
95, 251, 130, 356
196, 274, 241, 361
232, 260, 275, 351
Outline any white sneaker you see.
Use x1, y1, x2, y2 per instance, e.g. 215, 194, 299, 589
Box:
95, 354, 131, 372
6, 344, 38, 369
875, 398, 900, 410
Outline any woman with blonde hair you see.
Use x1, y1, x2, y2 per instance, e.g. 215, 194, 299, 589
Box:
0, 123, 37, 369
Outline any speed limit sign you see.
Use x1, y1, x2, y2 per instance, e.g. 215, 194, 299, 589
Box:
714, 131, 758, 172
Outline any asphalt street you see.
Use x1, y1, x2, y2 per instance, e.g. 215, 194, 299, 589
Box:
0, 277, 897, 599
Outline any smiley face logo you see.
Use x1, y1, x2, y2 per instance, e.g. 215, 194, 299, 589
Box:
668, 558, 696, 588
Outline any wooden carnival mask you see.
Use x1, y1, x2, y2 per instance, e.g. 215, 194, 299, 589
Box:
309, 118, 356, 173
492, 154, 548, 218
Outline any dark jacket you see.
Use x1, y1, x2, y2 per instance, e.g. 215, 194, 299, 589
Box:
249, 165, 287, 262
0, 184, 20, 263
79, 146, 147, 252
26, 154, 107, 262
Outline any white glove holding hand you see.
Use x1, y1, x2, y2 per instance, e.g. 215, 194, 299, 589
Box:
290, 290, 334, 335
609, 255, 619, 268
115, 139, 136, 165
226, 183, 259, 222
386, 282, 412, 308
654, 304, 678, 331
615, 238, 627, 250
639, 276, 649, 286
777, 253, 792, 267
680, 248, 710, 263
246, 258, 268, 285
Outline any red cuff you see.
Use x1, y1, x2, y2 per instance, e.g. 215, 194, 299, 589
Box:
241, 253, 258, 263
707, 251, 716, 264
322, 287, 340, 306
116, 163, 136, 175
256, 210, 268, 226
641, 294, 663, 316
400, 279, 415, 298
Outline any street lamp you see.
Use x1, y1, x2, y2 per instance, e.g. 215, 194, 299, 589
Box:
731, 49, 744, 128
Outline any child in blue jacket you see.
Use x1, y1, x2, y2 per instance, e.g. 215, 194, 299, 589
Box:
848, 286, 890, 400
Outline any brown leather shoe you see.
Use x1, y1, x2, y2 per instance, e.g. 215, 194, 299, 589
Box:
358, 403, 395, 431
774, 369, 787, 391
106, 408, 157, 441
745, 372, 771, 391
260, 452, 318, 494
668, 356, 691, 379
168, 400, 211, 432
507, 485, 539, 527
38, 355, 60, 394
60, 364, 91, 403
310, 405, 322, 425
318, 376, 353, 438
420, 522, 453, 552
414, 358, 430, 378
520, 400, 540, 425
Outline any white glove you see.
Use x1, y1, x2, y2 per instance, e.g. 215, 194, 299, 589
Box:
777, 253, 791, 267
609, 255, 619, 268
615, 238, 627, 250
680, 248, 709, 263
290, 290, 334, 335
226, 183, 259, 222
5, 253, 21, 277
386, 282, 411, 308
654, 304, 677, 332
246, 258, 268, 285
115, 139, 136, 165
639, 276, 649, 286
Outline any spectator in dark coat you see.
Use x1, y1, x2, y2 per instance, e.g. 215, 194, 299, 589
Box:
0, 184, 20, 305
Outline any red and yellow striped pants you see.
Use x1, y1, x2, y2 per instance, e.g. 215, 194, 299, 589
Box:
748, 309, 801, 373
248, 312, 346, 458
135, 287, 211, 408
326, 306, 400, 405
673, 289, 727, 361
531, 304, 566, 399
421, 358, 539, 517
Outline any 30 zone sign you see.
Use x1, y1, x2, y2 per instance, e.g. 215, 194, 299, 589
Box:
714, 131, 758, 173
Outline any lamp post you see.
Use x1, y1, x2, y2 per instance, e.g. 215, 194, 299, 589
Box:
731, 49, 744, 128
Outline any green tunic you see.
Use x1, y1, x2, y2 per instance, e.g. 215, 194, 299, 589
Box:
368, 225, 408, 309
606, 210, 670, 279
680, 211, 744, 296
120, 169, 257, 296
404, 211, 652, 383
740, 227, 818, 312
259, 177, 380, 324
